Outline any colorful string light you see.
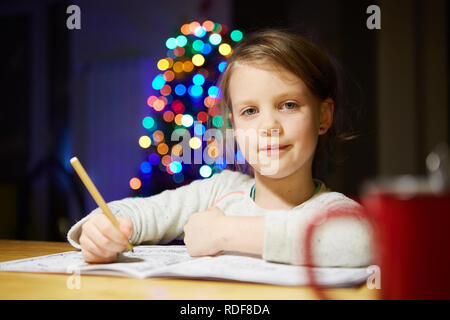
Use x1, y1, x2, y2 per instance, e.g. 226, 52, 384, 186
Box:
133, 20, 244, 193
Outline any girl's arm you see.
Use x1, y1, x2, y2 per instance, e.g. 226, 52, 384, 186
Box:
209, 195, 373, 267
219, 215, 265, 255
67, 170, 250, 249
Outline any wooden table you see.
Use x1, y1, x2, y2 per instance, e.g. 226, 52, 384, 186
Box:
0, 240, 379, 300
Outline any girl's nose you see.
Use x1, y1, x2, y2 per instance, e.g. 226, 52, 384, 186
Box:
259, 112, 282, 137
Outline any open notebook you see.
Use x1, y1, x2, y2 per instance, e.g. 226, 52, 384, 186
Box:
0, 245, 370, 287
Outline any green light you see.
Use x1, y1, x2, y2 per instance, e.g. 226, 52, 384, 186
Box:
174, 125, 186, 131
142, 116, 155, 129
212, 115, 223, 128
192, 39, 204, 51
230, 30, 243, 42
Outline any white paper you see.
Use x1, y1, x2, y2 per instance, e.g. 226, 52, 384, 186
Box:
0, 245, 369, 287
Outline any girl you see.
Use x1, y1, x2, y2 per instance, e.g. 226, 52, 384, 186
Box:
67, 28, 372, 267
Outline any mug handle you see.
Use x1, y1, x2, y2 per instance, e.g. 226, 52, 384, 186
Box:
303, 207, 370, 300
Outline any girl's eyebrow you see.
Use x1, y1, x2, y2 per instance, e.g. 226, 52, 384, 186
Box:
234, 91, 303, 106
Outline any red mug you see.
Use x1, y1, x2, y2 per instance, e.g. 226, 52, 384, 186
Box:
304, 181, 450, 300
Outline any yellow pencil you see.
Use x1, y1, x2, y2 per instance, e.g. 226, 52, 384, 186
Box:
70, 156, 134, 252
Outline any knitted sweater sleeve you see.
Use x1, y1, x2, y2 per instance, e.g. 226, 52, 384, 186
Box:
66, 169, 247, 249
262, 193, 374, 267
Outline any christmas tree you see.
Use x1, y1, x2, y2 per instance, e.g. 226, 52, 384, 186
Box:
129, 20, 244, 197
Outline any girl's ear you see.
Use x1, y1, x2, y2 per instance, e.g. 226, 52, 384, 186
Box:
318, 98, 334, 135
227, 111, 234, 128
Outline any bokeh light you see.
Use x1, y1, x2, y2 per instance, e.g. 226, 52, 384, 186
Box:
194, 123, 205, 135
157, 143, 169, 155
135, 20, 244, 191
171, 144, 183, 156
212, 115, 224, 127
230, 30, 243, 42
218, 43, 232, 56
148, 153, 160, 165
199, 165, 212, 178
197, 111, 208, 123
176, 35, 188, 47
152, 75, 166, 90
174, 84, 186, 96
218, 61, 227, 72
140, 161, 152, 174
192, 54, 205, 66
142, 116, 155, 129
169, 161, 182, 174
139, 136, 151, 148
130, 177, 142, 190
163, 110, 174, 122
152, 130, 165, 143
192, 74, 205, 86
166, 37, 177, 49
209, 33, 222, 45
157, 59, 170, 71
181, 114, 194, 127
189, 137, 202, 149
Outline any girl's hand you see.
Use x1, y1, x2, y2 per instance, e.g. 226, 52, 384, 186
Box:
79, 213, 133, 263
183, 207, 226, 257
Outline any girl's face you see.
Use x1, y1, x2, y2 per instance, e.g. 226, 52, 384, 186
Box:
228, 63, 333, 178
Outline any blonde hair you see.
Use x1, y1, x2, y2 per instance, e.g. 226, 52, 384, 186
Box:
212, 27, 358, 181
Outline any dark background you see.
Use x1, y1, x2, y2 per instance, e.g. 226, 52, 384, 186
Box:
0, 0, 448, 241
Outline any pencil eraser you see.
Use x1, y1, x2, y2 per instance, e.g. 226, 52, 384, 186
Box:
70, 157, 78, 163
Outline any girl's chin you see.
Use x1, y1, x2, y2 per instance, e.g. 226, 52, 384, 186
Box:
253, 164, 298, 178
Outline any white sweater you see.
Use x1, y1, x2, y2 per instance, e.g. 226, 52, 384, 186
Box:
67, 169, 373, 267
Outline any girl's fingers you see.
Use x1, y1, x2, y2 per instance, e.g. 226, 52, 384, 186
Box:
93, 214, 131, 245
117, 217, 133, 238
80, 232, 117, 261
81, 245, 116, 264
91, 214, 130, 248
83, 220, 127, 253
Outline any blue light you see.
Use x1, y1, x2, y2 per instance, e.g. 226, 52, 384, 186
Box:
194, 26, 207, 38
200, 43, 212, 55
166, 37, 177, 49
167, 50, 176, 59
199, 165, 212, 178
148, 153, 160, 165
194, 123, 205, 135
176, 35, 187, 47
140, 161, 152, 173
152, 75, 166, 90
218, 61, 227, 73
215, 157, 227, 170
174, 84, 186, 96
169, 161, 182, 174
208, 86, 220, 98
236, 150, 245, 163
173, 173, 184, 183
188, 85, 203, 97
192, 74, 205, 86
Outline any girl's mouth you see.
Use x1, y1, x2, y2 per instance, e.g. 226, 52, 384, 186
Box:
259, 144, 291, 154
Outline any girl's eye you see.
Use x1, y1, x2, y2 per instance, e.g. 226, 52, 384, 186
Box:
282, 102, 298, 110
242, 108, 257, 116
